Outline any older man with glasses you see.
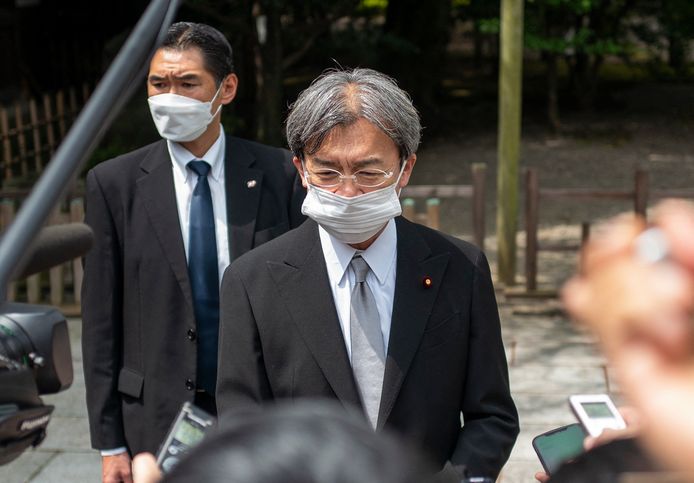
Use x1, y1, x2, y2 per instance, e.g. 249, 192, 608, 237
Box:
215, 68, 519, 480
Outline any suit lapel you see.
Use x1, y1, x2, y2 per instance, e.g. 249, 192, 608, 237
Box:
377, 217, 449, 428
225, 137, 264, 261
136, 141, 194, 311
266, 220, 362, 410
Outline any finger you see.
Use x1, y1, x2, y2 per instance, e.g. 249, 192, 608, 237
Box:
617, 406, 641, 429
132, 453, 161, 483
654, 200, 694, 271
583, 435, 598, 451
534, 471, 550, 482
581, 216, 645, 274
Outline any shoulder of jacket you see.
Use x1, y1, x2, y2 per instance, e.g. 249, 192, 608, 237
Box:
406, 219, 483, 264
89, 140, 164, 177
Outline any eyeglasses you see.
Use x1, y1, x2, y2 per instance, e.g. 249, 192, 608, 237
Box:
305, 167, 395, 188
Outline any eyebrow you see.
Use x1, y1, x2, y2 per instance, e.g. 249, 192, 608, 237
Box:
148, 74, 202, 83
311, 157, 384, 170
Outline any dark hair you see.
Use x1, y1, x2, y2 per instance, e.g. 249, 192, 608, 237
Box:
163, 402, 443, 483
161, 22, 234, 85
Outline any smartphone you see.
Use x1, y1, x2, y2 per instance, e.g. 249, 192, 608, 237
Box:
532, 423, 586, 475
569, 394, 626, 437
156, 402, 216, 474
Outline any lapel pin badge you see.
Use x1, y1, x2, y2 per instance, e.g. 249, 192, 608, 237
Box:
246, 179, 257, 189
422, 276, 432, 289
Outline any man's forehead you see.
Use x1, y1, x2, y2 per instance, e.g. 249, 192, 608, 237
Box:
148, 47, 208, 75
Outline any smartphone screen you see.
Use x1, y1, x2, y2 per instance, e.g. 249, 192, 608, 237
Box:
580, 401, 614, 418
569, 394, 627, 437
532, 423, 586, 475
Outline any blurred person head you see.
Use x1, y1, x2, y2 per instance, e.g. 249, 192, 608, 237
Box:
147, 22, 238, 151
161, 401, 443, 483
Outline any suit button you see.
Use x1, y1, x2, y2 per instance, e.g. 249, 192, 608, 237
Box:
187, 328, 196, 341
185, 379, 195, 391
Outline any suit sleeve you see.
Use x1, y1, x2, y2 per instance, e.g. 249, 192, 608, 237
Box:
216, 264, 273, 416
81, 169, 126, 450
450, 251, 519, 478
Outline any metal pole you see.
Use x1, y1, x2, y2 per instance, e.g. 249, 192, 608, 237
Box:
0, 0, 181, 297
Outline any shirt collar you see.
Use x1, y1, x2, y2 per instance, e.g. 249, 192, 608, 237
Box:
318, 219, 397, 286
168, 128, 225, 182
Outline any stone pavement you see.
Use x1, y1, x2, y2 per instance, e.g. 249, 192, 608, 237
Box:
497, 298, 616, 482
0, 298, 615, 482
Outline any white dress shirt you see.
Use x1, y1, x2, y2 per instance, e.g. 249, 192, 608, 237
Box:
318, 219, 397, 361
101, 132, 230, 457
168, 130, 230, 284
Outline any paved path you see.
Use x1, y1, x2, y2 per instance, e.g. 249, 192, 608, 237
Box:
497, 298, 614, 482
0, 298, 613, 482
1, 318, 101, 482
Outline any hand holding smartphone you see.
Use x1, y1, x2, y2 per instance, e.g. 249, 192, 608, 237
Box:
156, 402, 216, 474
569, 394, 626, 438
532, 423, 586, 476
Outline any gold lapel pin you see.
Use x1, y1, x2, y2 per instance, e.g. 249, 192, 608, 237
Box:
422, 276, 433, 288
246, 179, 257, 188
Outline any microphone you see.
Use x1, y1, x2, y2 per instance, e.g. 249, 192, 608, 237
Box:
11, 223, 94, 280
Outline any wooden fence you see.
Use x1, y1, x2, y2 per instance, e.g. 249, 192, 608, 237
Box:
1, 191, 85, 310
401, 163, 487, 249
0, 86, 89, 312
524, 167, 650, 292
0, 84, 90, 185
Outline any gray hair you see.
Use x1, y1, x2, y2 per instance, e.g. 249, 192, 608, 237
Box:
286, 68, 421, 160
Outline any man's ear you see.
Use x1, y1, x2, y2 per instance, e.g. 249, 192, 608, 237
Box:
398, 154, 417, 189
292, 156, 308, 188
220, 74, 238, 105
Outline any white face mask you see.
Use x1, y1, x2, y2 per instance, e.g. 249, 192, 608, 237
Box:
147, 82, 223, 142
301, 162, 407, 244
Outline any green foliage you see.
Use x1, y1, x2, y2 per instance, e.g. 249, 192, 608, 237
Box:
359, 0, 387, 9
525, 0, 633, 57
479, 18, 499, 35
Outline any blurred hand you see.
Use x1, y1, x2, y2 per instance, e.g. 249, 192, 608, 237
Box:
563, 205, 694, 360
102, 452, 133, 483
561, 200, 694, 477
534, 471, 550, 482
583, 406, 642, 451
132, 453, 162, 483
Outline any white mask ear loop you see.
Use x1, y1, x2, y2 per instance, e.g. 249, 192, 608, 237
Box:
300, 159, 314, 187
209, 77, 226, 118
393, 159, 408, 196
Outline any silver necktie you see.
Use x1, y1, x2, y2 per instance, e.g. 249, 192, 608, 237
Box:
349, 254, 385, 428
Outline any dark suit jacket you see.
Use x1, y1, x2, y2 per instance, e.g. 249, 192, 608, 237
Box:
81, 135, 305, 455
216, 217, 519, 478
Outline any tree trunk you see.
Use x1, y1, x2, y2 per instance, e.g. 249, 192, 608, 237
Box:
229, 0, 258, 139
568, 52, 602, 110
668, 34, 687, 73
256, 0, 284, 147
383, 0, 451, 125
473, 21, 483, 68
496, 0, 524, 286
546, 53, 560, 133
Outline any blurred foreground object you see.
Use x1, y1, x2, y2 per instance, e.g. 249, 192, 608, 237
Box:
562, 200, 694, 478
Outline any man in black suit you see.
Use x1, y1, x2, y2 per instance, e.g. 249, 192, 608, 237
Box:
216, 68, 519, 479
82, 22, 304, 482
